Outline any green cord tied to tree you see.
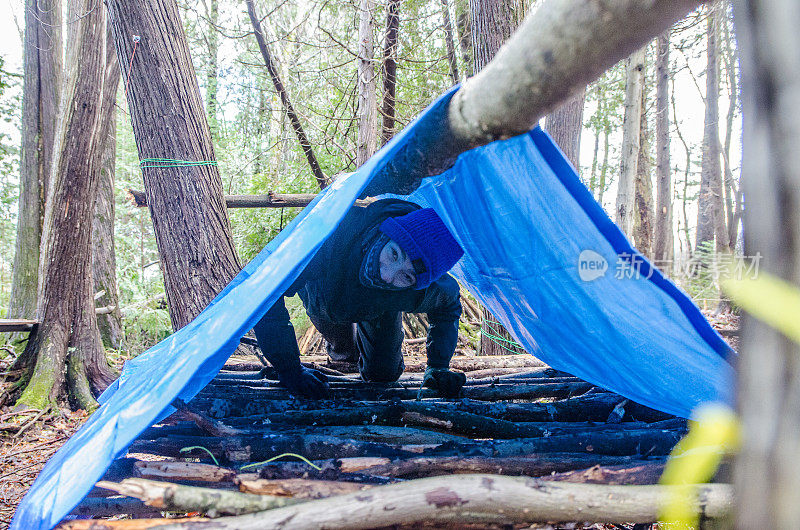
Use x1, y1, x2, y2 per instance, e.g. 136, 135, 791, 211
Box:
139, 158, 218, 169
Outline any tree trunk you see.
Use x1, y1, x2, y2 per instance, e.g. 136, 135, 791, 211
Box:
92, 26, 123, 350
357, 0, 378, 166
206, 0, 219, 141
544, 89, 586, 171
7, 0, 61, 344
733, 0, 800, 526
381, 0, 400, 144
615, 47, 646, 238
441, 0, 461, 85
470, 0, 522, 356
633, 55, 654, 259
454, 0, 472, 77
107, 0, 242, 331
653, 32, 673, 266
470, 0, 520, 74
695, 4, 728, 254
598, 123, 610, 204
14, 0, 113, 411
245, 0, 326, 189
720, 9, 741, 250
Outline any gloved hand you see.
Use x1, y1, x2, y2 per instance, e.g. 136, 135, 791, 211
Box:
280, 366, 330, 399
422, 367, 466, 398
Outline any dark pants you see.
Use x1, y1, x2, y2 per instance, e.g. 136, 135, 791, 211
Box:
309, 313, 405, 382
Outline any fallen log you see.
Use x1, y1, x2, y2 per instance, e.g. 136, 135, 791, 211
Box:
129, 433, 417, 463
134, 460, 236, 483
196, 381, 595, 402
356, 454, 663, 479
236, 477, 369, 498
96, 478, 303, 517
543, 462, 666, 485
154, 475, 732, 528
69, 496, 161, 517
131, 423, 682, 464
58, 518, 209, 529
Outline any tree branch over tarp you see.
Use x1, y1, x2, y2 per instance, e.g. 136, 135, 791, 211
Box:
245, 0, 327, 189
363, 0, 705, 197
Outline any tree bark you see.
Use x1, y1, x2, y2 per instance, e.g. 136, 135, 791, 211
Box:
364, 0, 704, 198
633, 56, 654, 259
470, 0, 522, 356
615, 47, 646, 238
107, 0, 242, 331
695, 4, 728, 254
454, 0, 473, 76
97, 478, 302, 517
158, 475, 732, 528
732, 0, 800, 527
357, 0, 378, 166
15, 0, 113, 410
245, 0, 327, 189
93, 26, 123, 349
380, 0, 400, 144
205, 0, 219, 140
441, 0, 461, 85
653, 32, 673, 266
470, 0, 520, 74
544, 89, 586, 170
7, 0, 61, 344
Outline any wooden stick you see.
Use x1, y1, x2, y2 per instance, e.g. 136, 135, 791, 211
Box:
355, 454, 663, 479
543, 462, 666, 485
236, 478, 370, 498
155, 475, 732, 528
58, 518, 209, 529
96, 478, 303, 517
134, 460, 236, 483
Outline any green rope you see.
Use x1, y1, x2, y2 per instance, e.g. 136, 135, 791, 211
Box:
239, 452, 322, 471
140, 158, 218, 168
179, 445, 220, 466
480, 317, 525, 354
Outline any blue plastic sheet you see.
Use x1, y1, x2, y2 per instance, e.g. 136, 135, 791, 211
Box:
13, 87, 733, 529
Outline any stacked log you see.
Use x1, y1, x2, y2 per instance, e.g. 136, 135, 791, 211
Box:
61, 354, 727, 529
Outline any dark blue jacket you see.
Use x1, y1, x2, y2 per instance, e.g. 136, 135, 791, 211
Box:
254, 198, 462, 374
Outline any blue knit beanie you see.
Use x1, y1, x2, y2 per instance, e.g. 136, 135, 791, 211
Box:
379, 208, 464, 290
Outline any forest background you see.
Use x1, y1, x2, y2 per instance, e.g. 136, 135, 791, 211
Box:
0, 0, 741, 359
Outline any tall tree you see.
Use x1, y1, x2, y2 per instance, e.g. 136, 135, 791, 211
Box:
695, 4, 728, 253
615, 47, 646, 238
545, 90, 586, 170
107, 0, 242, 331
381, 0, 401, 144
653, 32, 673, 265
454, 0, 473, 76
357, 0, 378, 166
441, 0, 461, 85
470, 0, 522, 356
719, 7, 741, 250
7, 0, 62, 339
633, 58, 654, 258
470, 0, 519, 76
13, 0, 113, 410
205, 0, 220, 140
733, 0, 800, 526
92, 27, 122, 349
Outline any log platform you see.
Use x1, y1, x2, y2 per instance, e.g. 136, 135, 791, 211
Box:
0, 319, 38, 333
59, 354, 712, 529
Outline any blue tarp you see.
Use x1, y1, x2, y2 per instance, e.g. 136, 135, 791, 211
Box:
12, 87, 734, 529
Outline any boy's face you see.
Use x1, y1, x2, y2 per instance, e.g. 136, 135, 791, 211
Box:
379, 239, 416, 289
